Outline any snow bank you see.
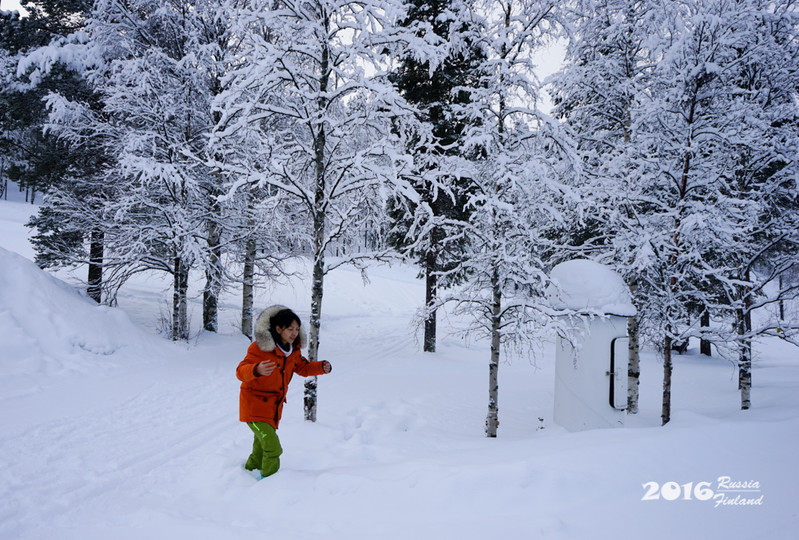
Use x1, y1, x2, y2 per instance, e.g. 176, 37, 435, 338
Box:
549, 259, 636, 316
0, 246, 155, 396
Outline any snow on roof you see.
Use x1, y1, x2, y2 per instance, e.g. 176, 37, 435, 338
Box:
548, 259, 636, 317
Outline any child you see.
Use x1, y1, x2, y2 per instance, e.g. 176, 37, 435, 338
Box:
236, 305, 332, 478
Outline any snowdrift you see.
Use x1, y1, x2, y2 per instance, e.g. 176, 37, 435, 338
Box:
0, 247, 156, 391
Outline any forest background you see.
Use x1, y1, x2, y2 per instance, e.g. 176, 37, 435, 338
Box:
2, 0, 798, 431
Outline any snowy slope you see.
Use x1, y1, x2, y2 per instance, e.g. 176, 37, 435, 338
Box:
1, 198, 798, 540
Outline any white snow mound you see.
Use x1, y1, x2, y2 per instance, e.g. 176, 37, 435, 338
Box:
549, 259, 636, 316
0, 246, 152, 384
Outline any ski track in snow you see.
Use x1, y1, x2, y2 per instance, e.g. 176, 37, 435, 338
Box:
2, 365, 233, 533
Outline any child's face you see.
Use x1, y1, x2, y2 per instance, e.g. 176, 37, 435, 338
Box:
276, 322, 300, 345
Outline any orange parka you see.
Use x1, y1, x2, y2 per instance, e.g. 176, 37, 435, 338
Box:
236, 305, 326, 429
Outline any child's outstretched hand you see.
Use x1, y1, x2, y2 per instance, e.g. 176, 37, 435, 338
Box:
322, 361, 332, 374
254, 361, 276, 377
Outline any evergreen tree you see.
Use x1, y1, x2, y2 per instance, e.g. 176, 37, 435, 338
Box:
388, 0, 483, 353
0, 0, 91, 199
1, 0, 110, 302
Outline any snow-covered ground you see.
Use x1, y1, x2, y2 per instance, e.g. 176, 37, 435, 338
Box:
1, 197, 797, 540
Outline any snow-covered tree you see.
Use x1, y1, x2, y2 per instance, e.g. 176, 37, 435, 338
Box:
0, 0, 87, 203
44, 0, 243, 338
611, 0, 799, 421
232, 184, 288, 340
440, 0, 575, 437
2, 0, 113, 302
549, 0, 657, 414
212, 0, 445, 420
697, 1, 799, 410
388, 0, 485, 353
552, 0, 799, 422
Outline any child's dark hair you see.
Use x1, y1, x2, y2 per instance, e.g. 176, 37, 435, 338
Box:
270, 308, 301, 344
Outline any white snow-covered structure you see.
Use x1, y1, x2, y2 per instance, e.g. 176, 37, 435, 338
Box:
548, 260, 636, 432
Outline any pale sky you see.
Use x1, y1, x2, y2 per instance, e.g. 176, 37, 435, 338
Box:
1, 0, 20, 9
1, 0, 26, 15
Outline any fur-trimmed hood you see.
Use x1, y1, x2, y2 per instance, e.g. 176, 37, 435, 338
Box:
254, 305, 308, 352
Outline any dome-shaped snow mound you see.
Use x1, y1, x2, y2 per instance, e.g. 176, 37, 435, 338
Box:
549, 259, 636, 316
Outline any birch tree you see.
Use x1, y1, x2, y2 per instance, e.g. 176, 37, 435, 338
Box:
213, 0, 445, 420
616, 0, 799, 421
700, 0, 799, 409
233, 183, 297, 340
44, 0, 241, 338
550, 0, 656, 414
443, 0, 575, 437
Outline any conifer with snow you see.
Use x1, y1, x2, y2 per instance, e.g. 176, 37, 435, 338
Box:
388, 0, 485, 354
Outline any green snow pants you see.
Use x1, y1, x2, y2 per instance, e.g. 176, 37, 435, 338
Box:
244, 422, 283, 478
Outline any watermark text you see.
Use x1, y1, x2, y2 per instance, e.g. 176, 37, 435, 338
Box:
642, 476, 763, 508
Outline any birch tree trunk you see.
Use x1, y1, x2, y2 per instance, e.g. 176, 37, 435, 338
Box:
483, 4, 512, 439
203, 212, 222, 332
172, 255, 189, 341
738, 268, 753, 410
627, 279, 639, 413
305, 22, 330, 422
627, 315, 640, 414
241, 236, 256, 340
485, 264, 501, 438
305, 222, 325, 421
738, 309, 752, 410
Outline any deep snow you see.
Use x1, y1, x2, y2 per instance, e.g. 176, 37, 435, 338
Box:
1, 197, 797, 540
